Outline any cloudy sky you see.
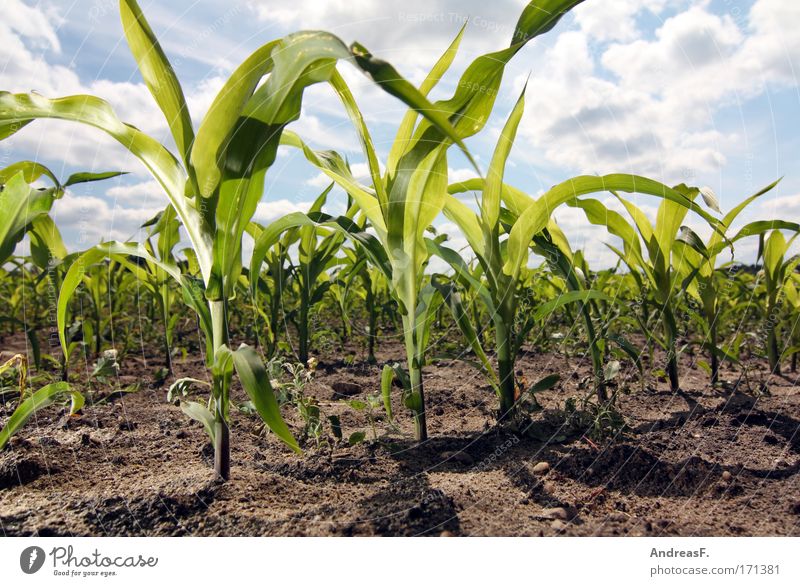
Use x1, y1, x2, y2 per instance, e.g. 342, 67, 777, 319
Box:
2, 0, 799, 267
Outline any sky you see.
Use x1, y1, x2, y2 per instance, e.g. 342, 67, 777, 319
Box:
2, 0, 799, 268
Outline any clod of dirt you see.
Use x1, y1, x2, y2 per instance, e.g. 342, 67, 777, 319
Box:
532, 461, 550, 474
441, 451, 474, 465
543, 481, 557, 495
330, 382, 362, 397
0, 452, 44, 489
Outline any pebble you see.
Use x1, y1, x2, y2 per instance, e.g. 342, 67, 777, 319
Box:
721, 471, 732, 482
532, 461, 550, 475
551, 520, 567, 531
542, 481, 557, 495
542, 507, 568, 520
331, 382, 362, 397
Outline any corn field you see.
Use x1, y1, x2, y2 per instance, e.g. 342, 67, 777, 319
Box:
1, 0, 799, 537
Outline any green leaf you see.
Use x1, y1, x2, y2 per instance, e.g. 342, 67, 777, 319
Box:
528, 374, 560, 394
1, 160, 60, 186
231, 344, 301, 454
482, 85, 526, 231
505, 174, 720, 280
0, 382, 82, 450
64, 170, 127, 186
0, 172, 57, 265
180, 401, 216, 443
532, 289, 612, 321
348, 431, 366, 446
120, 0, 194, 167
0, 91, 212, 281
380, 364, 394, 422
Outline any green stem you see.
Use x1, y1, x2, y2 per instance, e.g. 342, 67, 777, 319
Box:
298, 287, 309, 364
582, 304, 606, 402
210, 299, 230, 481
495, 317, 515, 420
663, 305, 680, 393
409, 363, 427, 442
402, 311, 427, 442
366, 286, 377, 364
710, 320, 719, 386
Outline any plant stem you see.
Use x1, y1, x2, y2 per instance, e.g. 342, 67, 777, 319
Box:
366, 285, 377, 364
298, 286, 309, 364
663, 305, 680, 393
495, 317, 515, 419
710, 320, 719, 386
210, 299, 230, 481
409, 362, 427, 442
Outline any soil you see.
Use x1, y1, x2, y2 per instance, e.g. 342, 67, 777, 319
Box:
1, 333, 799, 537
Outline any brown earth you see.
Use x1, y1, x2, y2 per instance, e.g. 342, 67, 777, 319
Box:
1, 334, 799, 537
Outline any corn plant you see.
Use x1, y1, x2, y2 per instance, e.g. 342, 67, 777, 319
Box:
0, 162, 121, 266
253, 0, 589, 440
441, 88, 722, 418
757, 229, 800, 375
783, 273, 800, 372
671, 181, 797, 383
137, 206, 182, 372
564, 185, 723, 392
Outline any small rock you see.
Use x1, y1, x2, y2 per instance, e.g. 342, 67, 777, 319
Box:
608, 511, 628, 522
542, 507, 568, 520
542, 481, 557, 495
721, 471, 732, 482
331, 381, 362, 397
551, 520, 567, 531
532, 461, 550, 475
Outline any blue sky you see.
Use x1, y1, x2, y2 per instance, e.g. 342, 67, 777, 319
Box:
2, 0, 799, 267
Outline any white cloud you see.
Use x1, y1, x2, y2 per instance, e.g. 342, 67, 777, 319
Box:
51, 191, 162, 245
253, 198, 314, 224
515, 0, 800, 188
106, 180, 165, 207
573, 0, 669, 43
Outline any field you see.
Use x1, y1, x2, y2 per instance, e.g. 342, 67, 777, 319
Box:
1, 0, 799, 538
2, 329, 799, 536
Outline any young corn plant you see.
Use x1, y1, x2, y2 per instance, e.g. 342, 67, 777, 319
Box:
564, 185, 723, 393
440, 91, 722, 419
0, 0, 476, 477
0, 161, 121, 266
138, 206, 182, 372
758, 229, 800, 375
530, 223, 642, 401
671, 180, 796, 384
253, 0, 589, 441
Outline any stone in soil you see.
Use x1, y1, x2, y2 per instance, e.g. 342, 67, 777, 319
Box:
532, 461, 550, 474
